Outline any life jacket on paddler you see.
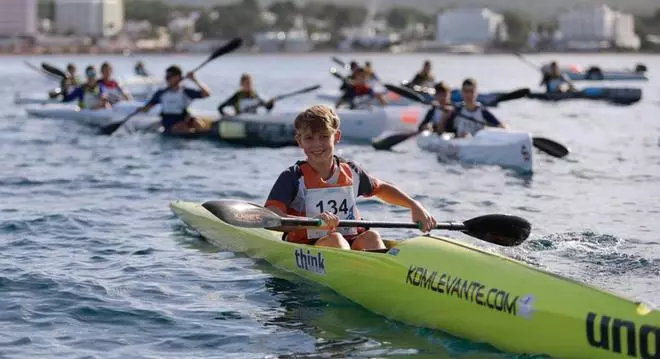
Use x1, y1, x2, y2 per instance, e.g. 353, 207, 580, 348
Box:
265, 157, 376, 244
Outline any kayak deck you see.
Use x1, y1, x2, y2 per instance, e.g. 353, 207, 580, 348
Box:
171, 200, 660, 359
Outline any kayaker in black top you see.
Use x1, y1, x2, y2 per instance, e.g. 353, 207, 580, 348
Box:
335, 67, 386, 109
436, 78, 505, 138
339, 61, 360, 91
134, 61, 149, 77
49, 63, 81, 99
407, 60, 434, 88
217, 73, 274, 116
540, 61, 576, 93
417, 81, 453, 133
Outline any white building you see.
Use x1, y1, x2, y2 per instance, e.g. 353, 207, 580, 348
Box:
54, 0, 124, 37
558, 5, 640, 49
435, 8, 507, 45
0, 0, 38, 36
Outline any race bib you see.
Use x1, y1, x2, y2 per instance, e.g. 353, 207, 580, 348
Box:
304, 185, 358, 239
238, 98, 261, 112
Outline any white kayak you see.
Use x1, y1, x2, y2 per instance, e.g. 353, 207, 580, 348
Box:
226, 106, 427, 143
317, 90, 415, 107
416, 129, 533, 173
24, 101, 160, 127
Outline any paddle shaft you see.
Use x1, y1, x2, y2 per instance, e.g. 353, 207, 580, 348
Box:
280, 217, 466, 230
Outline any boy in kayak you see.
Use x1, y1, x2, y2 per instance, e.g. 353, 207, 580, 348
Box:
217, 73, 274, 116
265, 104, 437, 250
48, 63, 80, 99
98, 62, 132, 104
407, 60, 434, 87
335, 67, 386, 109
137, 65, 211, 134
62, 65, 106, 110
417, 81, 453, 133
540, 61, 576, 93
436, 78, 505, 138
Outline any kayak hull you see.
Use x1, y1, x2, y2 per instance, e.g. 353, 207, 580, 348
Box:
562, 68, 648, 81
24, 102, 159, 126
527, 87, 642, 105
171, 200, 660, 359
416, 129, 533, 173
15, 88, 154, 105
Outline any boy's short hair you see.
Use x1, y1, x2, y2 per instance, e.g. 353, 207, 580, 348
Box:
434, 81, 450, 93
294, 105, 340, 134
462, 78, 477, 88
240, 73, 251, 83
166, 65, 182, 76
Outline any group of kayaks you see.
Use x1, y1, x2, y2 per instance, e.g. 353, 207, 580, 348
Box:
16, 53, 646, 176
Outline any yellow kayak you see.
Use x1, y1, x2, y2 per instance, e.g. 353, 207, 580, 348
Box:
170, 199, 659, 359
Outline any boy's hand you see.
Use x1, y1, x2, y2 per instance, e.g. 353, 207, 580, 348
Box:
410, 201, 436, 233
314, 212, 339, 231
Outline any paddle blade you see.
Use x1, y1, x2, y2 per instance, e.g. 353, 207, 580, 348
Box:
208, 37, 243, 62
41, 63, 66, 79
532, 137, 570, 158
371, 130, 419, 150
492, 88, 530, 105
202, 200, 283, 228
462, 214, 531, 246
384, 84, 430, 104
98, 109, 140, 135
189, 37, 243, 73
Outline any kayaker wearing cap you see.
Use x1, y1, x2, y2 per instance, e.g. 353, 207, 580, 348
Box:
98, 62, 132, 104
417, 81, 453, 133
217, 73, 274, 116
62, 65, 106, 110
335, 67, 386, 109
408, 60, 434, 87
436, 78, 505, 138
540, 61, 576, 93
134, 61, 149, 77
137, 65, 211, 134
265, 104, 437, 250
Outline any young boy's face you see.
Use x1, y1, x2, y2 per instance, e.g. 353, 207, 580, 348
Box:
296, 127, 341, 165
461, 84, 477, 103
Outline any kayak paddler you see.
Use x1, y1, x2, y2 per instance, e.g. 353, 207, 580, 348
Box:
62, 65, 106, 110
416, 81, 453, 133
98, 62, 132, 104
540, 61, 576, 93
338, 61, 360, 91
134, 61, 149, 77
48, 63, 80, 99
136, 65, 211, 134
217, 73, 274, 116
265, 104, 437, 250
335, 67, 386, 109
435, 78, 505, 138
364, 61, 379, 82
407, 60, 434, 88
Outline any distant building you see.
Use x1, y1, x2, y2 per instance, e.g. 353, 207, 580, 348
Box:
435, 8, 507, 45
558, 5, 640, 49
54, 0, 124, 37
0, 0, 38, 36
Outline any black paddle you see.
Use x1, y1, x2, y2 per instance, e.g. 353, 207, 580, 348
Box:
41, 63, 67, 79
372, 84, 570, 158
99, 37, 243, 136
331, 56, 350, 71
201, 199, 531, 247
240, 85, 321, 114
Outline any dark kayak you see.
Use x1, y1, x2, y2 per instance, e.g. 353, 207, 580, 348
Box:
162, 118, 296, 147
527, 87, 642, 105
